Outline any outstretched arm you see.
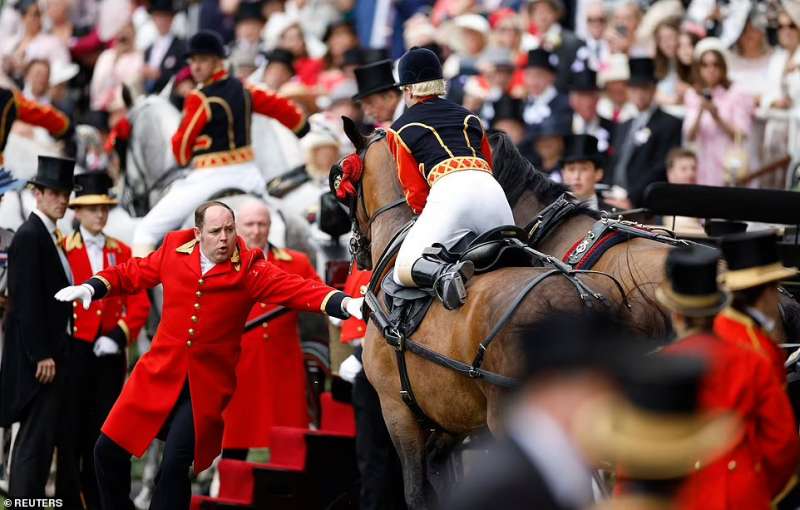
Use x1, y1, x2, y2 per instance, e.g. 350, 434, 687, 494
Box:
247, 83, 309, 137
56, 242, 166, 307
245, 259, 358, 319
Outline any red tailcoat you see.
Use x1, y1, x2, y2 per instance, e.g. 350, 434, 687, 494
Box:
64, 231, 150, 345
662, 332, 799, 509
0, 88, 70, 165
340, 268, 371, 344
89, 230, 344, 471
714, 308, 786, 384
222, 246, 318, 449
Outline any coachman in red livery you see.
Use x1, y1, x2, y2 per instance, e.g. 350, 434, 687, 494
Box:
55, 201, 362, 510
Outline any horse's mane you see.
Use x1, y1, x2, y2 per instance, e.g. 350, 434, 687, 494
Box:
489, 131, 571, 208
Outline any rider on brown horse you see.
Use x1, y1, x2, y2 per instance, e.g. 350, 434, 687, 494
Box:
338, 47, 514, 310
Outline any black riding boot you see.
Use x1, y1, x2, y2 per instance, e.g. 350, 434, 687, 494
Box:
410, 258, 475, 310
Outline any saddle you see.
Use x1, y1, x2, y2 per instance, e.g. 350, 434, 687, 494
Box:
381, 225, 539, 336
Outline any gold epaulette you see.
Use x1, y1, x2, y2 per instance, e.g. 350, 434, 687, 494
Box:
65, 232, 82, 252
176, 239, 198, 254
272, 247, 293, 261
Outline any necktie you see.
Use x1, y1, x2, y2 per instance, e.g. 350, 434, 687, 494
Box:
53, 228, 73, 284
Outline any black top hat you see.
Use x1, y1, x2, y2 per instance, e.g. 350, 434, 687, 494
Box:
185, 30, 226, 59
148, 0, 176, 15
354, 59, 399, 100
69, 172, 118, 207
526, 48, 557, 72
397, 47, 443, 87
322, 19, 355, 43
720, 230, 798, 291
235, 1, 265, 23
562, 134, 602, 166
656, 245, 730, 317
537, 114, 571, 138
264, 48, 295, 74
29, 156, 78, 192
490, 95, 524, 126
628, 57, 657, 87
569, 66, 599, 92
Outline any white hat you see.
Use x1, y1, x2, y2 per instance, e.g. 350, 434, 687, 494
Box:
636, 0, 684, 41
781, 0, 800, 29
49, 61, 79, 87
693, 37, 731, 68
598, 53, 629, 86
453, 14, 490, 36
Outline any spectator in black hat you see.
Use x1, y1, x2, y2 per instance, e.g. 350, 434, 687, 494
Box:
0, 156, 80, 504
353, 59, 403, 126
260, 48, 296, 91
231, 1, 266, 53
561, 134, 611, 212
525, 0, 583, 92
656, 245, 798, 510
609, 57, 682, 209
143, 0, 186, 94
568, 65, 615, 160
522, 48, 571, 139
489, 95, 526, 146
445, 311, 638, 510
530, 114, 571, 181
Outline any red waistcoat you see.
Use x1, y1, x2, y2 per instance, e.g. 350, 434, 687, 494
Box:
714, 308, 786, 385
64, 231, 150, 344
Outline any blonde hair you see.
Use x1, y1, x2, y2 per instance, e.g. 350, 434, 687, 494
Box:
406, 79, 447, 97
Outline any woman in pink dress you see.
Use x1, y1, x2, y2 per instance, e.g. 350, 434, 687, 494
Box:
683, 38, 755, 187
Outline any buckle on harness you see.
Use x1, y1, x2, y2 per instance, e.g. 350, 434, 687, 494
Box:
385, 327, 404, 351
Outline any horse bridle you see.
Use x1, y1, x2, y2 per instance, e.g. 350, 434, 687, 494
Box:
343, 129, 407, 271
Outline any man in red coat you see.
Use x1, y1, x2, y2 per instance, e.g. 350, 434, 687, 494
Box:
714, 230, 798, 385
221, 199, 317, 458
62, 172, 151, 509
55, 201, 362, 510
656, 245, 799, 509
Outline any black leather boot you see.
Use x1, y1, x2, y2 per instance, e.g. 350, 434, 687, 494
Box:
410, 258, 475, 310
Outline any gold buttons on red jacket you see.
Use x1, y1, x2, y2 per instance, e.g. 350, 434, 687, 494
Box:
194, 303, 200, 310
191, 316, 198, 323
727, 460, 737, 471
196, 291, 202, 298
96, 309, 102, 316
189, 328, 195, 336
186, 340, 192, 347
198, 279, 204, 285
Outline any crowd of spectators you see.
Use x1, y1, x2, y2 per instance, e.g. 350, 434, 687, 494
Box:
1, 0, 799, 219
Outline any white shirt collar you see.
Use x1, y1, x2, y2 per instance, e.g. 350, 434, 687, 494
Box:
32, 208, 57, 235
508, 406, 594, 508
199, 246, 216, 275
80, 226, 105, 247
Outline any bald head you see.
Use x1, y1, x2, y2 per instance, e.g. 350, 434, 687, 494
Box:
237, 199, 272, 250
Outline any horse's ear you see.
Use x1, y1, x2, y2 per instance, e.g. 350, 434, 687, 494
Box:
341, 116, 366, 153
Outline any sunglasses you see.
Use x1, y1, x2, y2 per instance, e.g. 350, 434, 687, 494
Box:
779, 22, 798, 30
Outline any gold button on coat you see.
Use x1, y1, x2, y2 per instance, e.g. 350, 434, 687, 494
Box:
198, 279, 204, 285
195, 291, 202, 298
727, 460, 736, 471
191, 316, 198, 323
186, 340, 192, 347
188, 328, 195, 336
96, 310, 102, 316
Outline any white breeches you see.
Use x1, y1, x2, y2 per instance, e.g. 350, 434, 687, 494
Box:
132, 162, 266, 251
393, 170, 515, 286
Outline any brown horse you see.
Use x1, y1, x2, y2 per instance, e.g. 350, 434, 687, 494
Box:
488, 134, 796, 342
342, 125, 630, 509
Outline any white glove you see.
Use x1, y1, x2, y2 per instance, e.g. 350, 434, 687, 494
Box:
54, 284, 94, 310
93, 336, 121, 357
343, 297, 364, 321
338, 354, 362, 383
